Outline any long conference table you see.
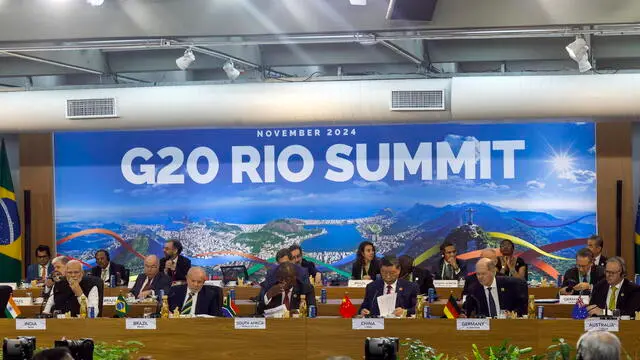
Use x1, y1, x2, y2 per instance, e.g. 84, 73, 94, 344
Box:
2, 319, 640, 360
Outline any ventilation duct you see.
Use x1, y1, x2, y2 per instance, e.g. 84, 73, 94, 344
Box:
66, 98, 117, 119
390, 90, 445, 111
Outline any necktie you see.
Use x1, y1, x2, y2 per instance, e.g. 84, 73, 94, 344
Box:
487, 287, 497, 318
582, 275, 587, 283
608, 286, 618, 311
444, 264, 453, 280
283, 290, 291, 310
181, 292, 194, 315
40, 266, 46, 280
386, 285, 393, 294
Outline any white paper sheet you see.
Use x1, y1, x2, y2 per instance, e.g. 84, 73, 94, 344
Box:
376, 293, 397, 317
264, 304, 287, 318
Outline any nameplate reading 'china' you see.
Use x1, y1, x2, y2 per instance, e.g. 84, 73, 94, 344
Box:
584, 319, 618, 332
16, 319, 46, 330
433, 280, 459, 288
559, 295, 590, 305
348, 280, 373, 288
125, 318, 157, 330
456, 318, 490, 331
352, 318, 385, 330
234, 318, 266, 329
12, 297, 33, 306
102, 297, 118, 305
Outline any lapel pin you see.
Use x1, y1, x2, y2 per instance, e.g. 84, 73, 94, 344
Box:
501, 288, 505, 292
399, 288, 403, 291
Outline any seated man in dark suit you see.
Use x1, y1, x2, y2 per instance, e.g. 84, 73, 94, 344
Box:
257, 262, 316, 315
43, 260, 103, 317
588, 256, 640, 317
90, 249, 127, 287
289, 244, 321, 285
359, 256, 419, 317
129, 255, 171, 300
434, 240, 467, 281
559, 248, 604, 296
159, 239, 192, 284
168, 267, 222, 316
464, 258, 528, 317
26, 245, 54, 282
398, 255, 434, 295
462, 248, 502, 296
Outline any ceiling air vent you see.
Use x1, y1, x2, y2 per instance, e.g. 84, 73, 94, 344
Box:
390, 90, 445, 111
66, 98, 118, 119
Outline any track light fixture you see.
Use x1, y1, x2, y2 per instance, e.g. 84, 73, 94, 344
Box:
566, 36, 592, 73
222, 60, 241, 80
176, 48, 195, 70
86, 0, 105, 6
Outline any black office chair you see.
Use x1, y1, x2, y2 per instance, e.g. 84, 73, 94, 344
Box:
0, 285, 13, 318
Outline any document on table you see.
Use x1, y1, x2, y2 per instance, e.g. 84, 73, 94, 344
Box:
264, 304, 287, 318
376, 293, 397, 317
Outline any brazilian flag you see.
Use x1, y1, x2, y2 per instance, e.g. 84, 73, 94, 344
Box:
115, 294, 128, 318
0, 139, 21, 282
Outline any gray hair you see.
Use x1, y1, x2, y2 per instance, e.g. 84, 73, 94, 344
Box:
51, 256, 69, 265
606, 256, 627, 275
577, 330, 621, 360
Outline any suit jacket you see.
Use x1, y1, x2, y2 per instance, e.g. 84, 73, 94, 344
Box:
359, 279, 419, 317
168, 285, 222, 316
130, 273, 171, 298
262, 263, 310, 289
589, 278, 640, 316
351, 259, 381, 280
301, 259, 318, 278
434, 258, 467, 280
26, 262, 54, 282
256, 279, 316, 315
595, 255, 607, 268
462, 273, 505, 296
561, 266, 605, 295
407, 267, 435, 295
464, 276, 528, 317
159, 255, 192, 282
90, 262, 127, 285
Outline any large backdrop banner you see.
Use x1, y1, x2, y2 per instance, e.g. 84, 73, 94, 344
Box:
54, 122, 596, 281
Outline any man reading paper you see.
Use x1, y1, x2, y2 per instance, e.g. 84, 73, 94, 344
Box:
359, 256, 418, 317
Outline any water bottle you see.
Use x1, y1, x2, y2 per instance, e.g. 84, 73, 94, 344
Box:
321, 288, 327, 304
89, 306, 95, 319
427, 288, 435, 303
110, 275, 116, 288
308, 305, 317, 318
230, 288, 236, 301
424, 305, 431, 319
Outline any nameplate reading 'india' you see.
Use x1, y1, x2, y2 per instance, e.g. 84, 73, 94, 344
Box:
125, 318, 157, 330
12, 297, 33, 306
558, 295, 590, 305
102, 297, 118, 305
352, 318, 385, 330
348, 280, 373, 288
433, 280, 459, 288
234, 318, 267, 329
456, 318, 490, 331
584, 319, 619, 332
16, 319, 46, 330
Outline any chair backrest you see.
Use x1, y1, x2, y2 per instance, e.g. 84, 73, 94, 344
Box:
0, 285, 13, 318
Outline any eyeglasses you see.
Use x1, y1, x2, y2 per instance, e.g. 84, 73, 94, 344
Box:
36, 255, 50, 259
605, 270, 622, 275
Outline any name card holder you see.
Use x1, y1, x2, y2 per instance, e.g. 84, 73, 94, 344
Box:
348, 280, 372, 288
352, 318, 385, 330
559, 295, 590, 305
16, 319, 46, 330
12, 297, 33, 306
126, 318, 157, 330
433, 280, 459, 288
456, 318, 490, 331
584, 318, 619, 332
103, 297, 118, 305
234, 318, 266, 329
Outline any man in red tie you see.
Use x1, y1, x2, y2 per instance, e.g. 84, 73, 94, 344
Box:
257, 262, 315, 315
359, 256, 419, 317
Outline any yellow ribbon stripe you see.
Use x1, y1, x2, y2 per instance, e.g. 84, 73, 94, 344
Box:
487, 232, 572, 261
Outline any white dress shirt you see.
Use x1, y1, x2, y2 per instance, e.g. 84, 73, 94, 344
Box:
383, 280, 398, 295
484, 277, 501, 317
44, 284, 100, 316
594, 255, 602, 266
263, 288, 293, 307
182, 289, 199, 315
101, 263, 111, 283
603, 279, 625, 315
441, 263, 462, 279
39, 264, 49, 279
138, 276, 155, 298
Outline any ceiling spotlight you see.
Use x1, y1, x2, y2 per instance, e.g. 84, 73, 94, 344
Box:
176, 49, 195, 70
566, 36, 592, 73
349, 0, 367, 5
222, 60, 241, 80
86, 0, 105, 6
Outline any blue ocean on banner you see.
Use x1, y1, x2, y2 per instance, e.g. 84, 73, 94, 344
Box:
302, 225, 364, 252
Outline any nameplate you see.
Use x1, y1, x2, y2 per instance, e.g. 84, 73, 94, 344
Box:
16, 319, 46, 330
348, 280, 372, 288
352, 318, 385, 330
234, 318, 266, 330
33, 297, 44, 305
12, 297, 33, 306
433, 280, 459, 288
0, 282, 17, 290
584, 318, 619, 332
56, 314, 67, 319
205, 280, 223, 287
559, 295, 590, 305
103, 297, 118, 305
457, 318, 490, 331
126, 318, 157, 330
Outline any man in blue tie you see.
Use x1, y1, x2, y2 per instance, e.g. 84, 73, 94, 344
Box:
559, 248, 604, 296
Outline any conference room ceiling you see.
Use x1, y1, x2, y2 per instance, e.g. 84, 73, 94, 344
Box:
2, 0, 640, 88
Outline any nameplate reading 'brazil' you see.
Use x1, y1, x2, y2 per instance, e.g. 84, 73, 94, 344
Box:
456, 318, 490, 331
584, 319, 618, 332
234, 318, 266, 329
125, 318, 157, 330
352, 318, 385, 330
16, 319, 46, 330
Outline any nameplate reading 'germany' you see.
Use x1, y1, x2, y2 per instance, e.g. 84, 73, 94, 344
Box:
126, 318, 157, 330
456, 318, 490, 331
235, 318, 267, 330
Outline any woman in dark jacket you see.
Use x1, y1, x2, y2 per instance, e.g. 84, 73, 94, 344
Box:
351, 241, 380, 280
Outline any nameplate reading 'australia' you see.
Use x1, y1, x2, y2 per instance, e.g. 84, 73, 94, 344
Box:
584, 318, 618, 332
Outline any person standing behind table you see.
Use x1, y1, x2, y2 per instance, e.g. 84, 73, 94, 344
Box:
587, 234, 607, 268
159, 239, 191, 284
129, 255, 171, 300
559, 248, 604, 296
434, 240, 467, 281
496, 239, 528, 281
90, 249, 127, 286
398, 255, 434, 295
587, 257, 640, 317
351, 241, 380, 280
26, 245, 54, 282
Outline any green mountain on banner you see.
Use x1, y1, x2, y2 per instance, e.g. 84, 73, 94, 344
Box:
0, 139, 22, 282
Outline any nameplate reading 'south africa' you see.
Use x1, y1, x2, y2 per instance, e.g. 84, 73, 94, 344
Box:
352, 318, 385, 330
16, 319, 46, 330
235, 318, 266, 329
125, 318, 157, 330
584, 318, 618, 332
348, 280, 373, 288
456, 318, 490, 331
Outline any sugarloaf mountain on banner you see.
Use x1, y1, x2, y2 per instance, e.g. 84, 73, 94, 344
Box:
0, 139, 21, 282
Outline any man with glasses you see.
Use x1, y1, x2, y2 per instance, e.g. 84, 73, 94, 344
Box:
26, 245, 54, 282
559, 248, 604, 295
587, 257, 640, 316
43, 260, 102, 317
359, 256, 419, 317
289, 244, 321, 285
130, 255, 171, 300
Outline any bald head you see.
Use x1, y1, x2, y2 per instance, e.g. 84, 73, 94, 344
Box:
475, 258, 496, 287
187, 267, 206, 293
577, 331, 621, 360
144, 255, 160, 277
66, 260, 84, 282
480, 248, 498, 265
